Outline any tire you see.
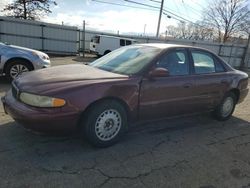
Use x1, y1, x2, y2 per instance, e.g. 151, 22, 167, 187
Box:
103, 50, 111, 55
81, 100, 128, 147
5, 60, 33, 81
213, 92, 237, 121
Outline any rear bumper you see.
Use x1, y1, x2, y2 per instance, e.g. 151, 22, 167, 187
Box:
1, 91, 79, 133
238, 88, 249, 103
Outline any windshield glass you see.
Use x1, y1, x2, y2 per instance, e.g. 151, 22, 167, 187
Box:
89, 45, 161, 75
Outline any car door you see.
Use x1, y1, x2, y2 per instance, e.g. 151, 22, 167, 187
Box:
139, 48, 197, 120
189, 49, 231, 111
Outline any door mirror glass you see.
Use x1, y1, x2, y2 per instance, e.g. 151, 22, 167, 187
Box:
149, 67, 169, 77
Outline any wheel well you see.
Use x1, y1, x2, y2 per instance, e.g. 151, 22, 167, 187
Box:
229, 88, 240, 102
103, 50, 111, 55
3, 57, 34, 73
78, 97, 131, 128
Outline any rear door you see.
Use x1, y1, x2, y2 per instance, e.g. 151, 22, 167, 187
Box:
189, 49, 231, 111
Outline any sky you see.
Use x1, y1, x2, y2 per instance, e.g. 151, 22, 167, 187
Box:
0, 0, 207, 36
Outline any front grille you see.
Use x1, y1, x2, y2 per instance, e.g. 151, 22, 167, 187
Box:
12, 83, 19, 99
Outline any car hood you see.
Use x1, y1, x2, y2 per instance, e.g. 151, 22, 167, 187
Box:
7, 44, 48, 56
14, 64, 129, 92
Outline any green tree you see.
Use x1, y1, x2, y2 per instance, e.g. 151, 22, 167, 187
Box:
3, 0, 57, 20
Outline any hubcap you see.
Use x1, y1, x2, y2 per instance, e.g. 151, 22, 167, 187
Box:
222, 97, 234, 117
10, 64, 29, 79
95, 109, 121, 141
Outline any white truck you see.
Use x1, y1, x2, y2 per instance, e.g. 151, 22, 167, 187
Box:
89, 35, 137, 56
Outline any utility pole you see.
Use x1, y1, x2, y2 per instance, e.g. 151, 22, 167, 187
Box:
240, 33, 250, 70
144, 24, 147, 36
82, 20, 85, 57
156, 0, 164, 37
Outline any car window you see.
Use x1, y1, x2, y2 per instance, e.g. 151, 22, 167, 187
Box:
120, 39, 125, 46
214, 57, 225, 72
126, 40, 132, 45
192, 51, 216, 74
156, 50, 189, 76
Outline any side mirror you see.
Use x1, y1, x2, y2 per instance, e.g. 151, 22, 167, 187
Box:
149, 67, 169, 78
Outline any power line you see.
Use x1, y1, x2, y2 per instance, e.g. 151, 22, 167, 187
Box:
190, 0, 206, 10
181, 0, 203, 18
124, 0, 160, 9
92, 0, 207, 31
124, 0, 206, 28
181, 0, 191, 20
146, 0, 161, 3
91, 0, 158, 11
172, 0, 182, 16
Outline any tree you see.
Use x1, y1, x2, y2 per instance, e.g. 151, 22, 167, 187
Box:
3, 0, 57, 20
166, 22, 215, 41
203, 0, 250, 43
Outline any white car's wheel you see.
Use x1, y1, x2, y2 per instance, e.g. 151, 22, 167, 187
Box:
5, 60, 33, 81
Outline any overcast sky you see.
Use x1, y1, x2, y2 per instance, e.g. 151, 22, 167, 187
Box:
0, 0, 207, 35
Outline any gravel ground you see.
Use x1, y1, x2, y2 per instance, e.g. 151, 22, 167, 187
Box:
0, 56, 250, 188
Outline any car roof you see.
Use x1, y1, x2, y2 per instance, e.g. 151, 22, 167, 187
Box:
96, 35, 137, 41
138, 43, 210, 51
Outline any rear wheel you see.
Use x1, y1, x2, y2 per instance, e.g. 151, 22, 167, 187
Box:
213, 92, 236, 121
5, 60, 33, 81
103, 50, 111, 55
81, 100, 128, 147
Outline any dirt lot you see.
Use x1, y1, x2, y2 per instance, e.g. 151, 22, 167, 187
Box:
0, 56, 250, 188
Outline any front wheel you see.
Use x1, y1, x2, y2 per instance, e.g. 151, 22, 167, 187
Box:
213, 92, 236, 121
81, 100, 128, 147
5, 60, 33, 81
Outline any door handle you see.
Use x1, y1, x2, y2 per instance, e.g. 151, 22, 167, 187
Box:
183, 83, 192, 88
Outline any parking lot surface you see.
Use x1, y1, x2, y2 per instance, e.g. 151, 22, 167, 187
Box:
0, 56, 250, 188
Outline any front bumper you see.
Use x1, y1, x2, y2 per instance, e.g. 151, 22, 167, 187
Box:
33, 58, 51, 70
1, 91, 79, 133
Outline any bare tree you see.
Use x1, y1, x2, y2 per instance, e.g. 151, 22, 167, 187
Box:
166, 22, 215, 41
203, 0, 250, 43
3, 0, 57, 20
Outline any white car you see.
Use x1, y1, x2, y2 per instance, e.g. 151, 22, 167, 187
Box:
0, 42, 50, 80
90, 35, 137, 56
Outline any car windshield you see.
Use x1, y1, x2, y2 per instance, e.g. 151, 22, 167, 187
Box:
89, 45, 161, 75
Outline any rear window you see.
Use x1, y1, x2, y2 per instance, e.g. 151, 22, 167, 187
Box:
120, 39, 125, 46
214, 56, 226, 72
126, 40, 132, 45
192, 51, 216, 74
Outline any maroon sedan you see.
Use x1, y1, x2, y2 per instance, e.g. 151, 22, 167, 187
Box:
2, 44, 249, 147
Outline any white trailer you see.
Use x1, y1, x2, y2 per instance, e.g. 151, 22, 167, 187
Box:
90, 35, 137, 56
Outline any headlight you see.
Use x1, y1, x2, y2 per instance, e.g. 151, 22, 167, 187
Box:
20, 92, 66, 107
32, 52, 49, 60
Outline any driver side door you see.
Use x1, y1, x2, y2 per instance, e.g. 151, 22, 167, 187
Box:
139, 48, 196, 120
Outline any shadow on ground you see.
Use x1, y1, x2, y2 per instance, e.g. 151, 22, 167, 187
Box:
0, 77, 10, 93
